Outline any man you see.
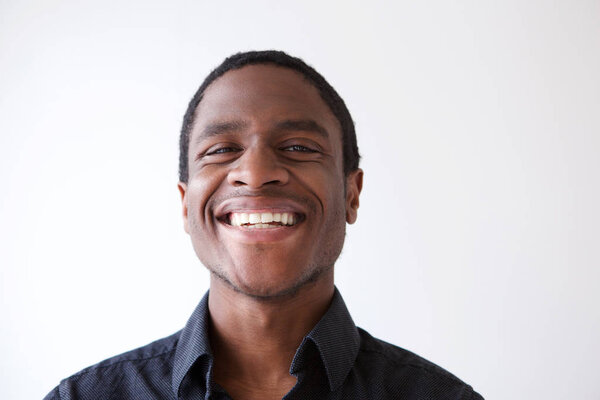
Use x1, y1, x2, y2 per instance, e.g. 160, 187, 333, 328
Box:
44, 50, 483, 399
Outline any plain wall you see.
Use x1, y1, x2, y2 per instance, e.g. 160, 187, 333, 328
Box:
1, 1, 599, 399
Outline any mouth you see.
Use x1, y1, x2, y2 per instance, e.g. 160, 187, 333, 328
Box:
220, 211, 304, 229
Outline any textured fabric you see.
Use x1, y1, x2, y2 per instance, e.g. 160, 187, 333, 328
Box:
44, 289, 484, 399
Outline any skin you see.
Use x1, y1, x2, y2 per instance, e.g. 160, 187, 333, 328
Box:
178, 64, 363, 400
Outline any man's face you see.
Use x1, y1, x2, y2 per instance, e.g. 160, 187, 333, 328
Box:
179, 64, 362, 298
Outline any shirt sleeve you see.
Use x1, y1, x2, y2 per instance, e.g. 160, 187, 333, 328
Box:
42, 385, 61, 400
470, 388, 485, 400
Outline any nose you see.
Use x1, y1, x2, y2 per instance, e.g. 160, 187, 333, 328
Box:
227, 146, 289, 189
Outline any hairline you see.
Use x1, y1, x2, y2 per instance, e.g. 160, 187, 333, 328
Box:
188, 63, 343, 151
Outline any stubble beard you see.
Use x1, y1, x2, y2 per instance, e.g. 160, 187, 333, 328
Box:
194, 185, 349, 301
207, 260, 335, 301
204, 218, 346, 301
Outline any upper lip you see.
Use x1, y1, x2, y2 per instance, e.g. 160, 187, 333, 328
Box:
214, 196, 308, 220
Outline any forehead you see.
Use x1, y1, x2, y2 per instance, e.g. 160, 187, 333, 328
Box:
193, 64, 341, 138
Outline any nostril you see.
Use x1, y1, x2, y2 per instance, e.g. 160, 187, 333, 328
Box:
227, 158, 289, 188
232, 179, 282, 187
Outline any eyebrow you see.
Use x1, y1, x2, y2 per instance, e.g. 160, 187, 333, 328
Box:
195, 118, 330, 143
275, 119, 329, 138
197, 120, 249, 141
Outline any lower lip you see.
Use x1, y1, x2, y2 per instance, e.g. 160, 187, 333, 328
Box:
218, 220, 301, 243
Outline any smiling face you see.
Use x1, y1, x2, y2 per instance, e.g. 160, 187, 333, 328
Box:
179, 64, 362, 299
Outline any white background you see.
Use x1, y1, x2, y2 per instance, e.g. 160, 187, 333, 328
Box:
1, 1, 599, 399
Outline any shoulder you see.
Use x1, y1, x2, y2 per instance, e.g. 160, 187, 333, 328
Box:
345, 328, 483, 400
69, 330, 180, 376
356, 328, 458, 378
44, 331, 180, 400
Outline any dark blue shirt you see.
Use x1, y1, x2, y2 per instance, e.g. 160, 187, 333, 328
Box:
44, 289, 483, 399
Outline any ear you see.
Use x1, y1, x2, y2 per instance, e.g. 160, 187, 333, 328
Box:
177, 182, 190, 233
345, 169, 363, 224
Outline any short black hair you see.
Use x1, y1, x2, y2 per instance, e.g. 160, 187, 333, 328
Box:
179, 50, 360, 183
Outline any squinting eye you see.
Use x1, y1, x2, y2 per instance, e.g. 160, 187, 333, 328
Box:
283, 145, 316, 152
207, 147, 239, 155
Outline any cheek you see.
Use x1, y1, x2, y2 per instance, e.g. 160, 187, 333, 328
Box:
294, 167, 347, 226
187, 170, 226, 227
314, 169, 346, 206
293, 160, 344, 189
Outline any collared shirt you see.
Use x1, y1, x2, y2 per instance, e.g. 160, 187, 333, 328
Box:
44, 289, 483, 399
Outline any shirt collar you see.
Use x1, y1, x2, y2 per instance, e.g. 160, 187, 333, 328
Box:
290, 288, 360, 391
171, 287, 360, 397
172, 291, 212, 398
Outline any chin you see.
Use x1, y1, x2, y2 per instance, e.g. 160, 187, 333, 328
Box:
210, 261, 331, 300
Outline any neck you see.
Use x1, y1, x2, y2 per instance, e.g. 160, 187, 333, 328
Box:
208, 273, 334, 400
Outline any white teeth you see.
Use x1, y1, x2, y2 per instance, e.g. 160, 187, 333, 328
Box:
228, 212, 297, 227
246, 223, 271, 229
261, 212, 273, 223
